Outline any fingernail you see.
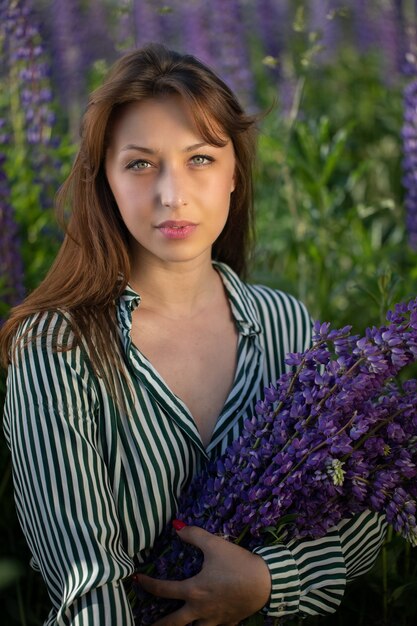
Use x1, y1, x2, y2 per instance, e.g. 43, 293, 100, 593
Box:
131, 573, 141, 583
172, 519, 187, 531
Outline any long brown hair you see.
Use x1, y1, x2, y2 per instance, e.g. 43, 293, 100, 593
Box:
0, 43, 258, 381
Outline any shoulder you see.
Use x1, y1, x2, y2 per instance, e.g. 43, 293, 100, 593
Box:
14, 309, 77, 354
6, 309, 99, 415
215, 262, 309, 320
247, 283, 312, 352
247, 282, 310, 324
11, 309, 91, 375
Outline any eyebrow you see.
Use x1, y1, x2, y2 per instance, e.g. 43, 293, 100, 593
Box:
120, 142, 214, 154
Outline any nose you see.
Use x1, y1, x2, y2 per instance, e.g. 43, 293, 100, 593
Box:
157, 166, 187, 208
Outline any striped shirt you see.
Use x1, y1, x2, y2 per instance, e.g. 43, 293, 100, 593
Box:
3, 262, 387, 625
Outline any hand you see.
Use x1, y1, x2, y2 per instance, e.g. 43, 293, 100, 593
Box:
136, 524, 271, 626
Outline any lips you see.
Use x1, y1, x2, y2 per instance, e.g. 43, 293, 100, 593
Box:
156, 220, 196, 228
156, 220, 198, 240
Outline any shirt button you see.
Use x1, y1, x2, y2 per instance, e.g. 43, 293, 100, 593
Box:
277, 603, 286, 611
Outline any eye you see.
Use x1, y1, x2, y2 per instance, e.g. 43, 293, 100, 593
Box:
190, 154, 214, 166
126, 159, 152, 170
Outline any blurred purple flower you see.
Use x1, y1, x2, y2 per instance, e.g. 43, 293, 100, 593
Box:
2, 0, 55, 146
178, 0, 213, 67
402, 78, 417, 250
82, 0, 114, 64
133, 0, 162, 47
308, 0, 343, 62
0, 153, 25, 319
113, 0, 135, 53
255, 0, 288, 77
383, 0, 408, 77
353, 0, 379, 53
207, 0, 255, 108
44, 0, 86, 137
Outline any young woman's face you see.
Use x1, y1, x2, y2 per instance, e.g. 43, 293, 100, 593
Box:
105, 96, 236, 270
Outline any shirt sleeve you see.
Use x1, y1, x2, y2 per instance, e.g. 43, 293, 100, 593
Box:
2, 312, 135, 625
253, 510, 388, 617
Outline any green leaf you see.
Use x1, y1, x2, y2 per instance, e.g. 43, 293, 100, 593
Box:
390, 580, 417, 604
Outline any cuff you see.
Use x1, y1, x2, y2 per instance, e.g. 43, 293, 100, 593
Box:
253, 528, 347, 618
252, 544, 301, 616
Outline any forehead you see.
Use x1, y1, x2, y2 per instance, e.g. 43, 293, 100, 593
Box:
107, 96, 228, 148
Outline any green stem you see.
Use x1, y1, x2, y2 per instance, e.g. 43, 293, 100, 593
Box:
341, 407, 405, 462
287, 76, 306, 133
315, 356, 365, 414
235, 524, 249, 546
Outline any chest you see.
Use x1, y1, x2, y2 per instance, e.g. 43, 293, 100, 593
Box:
130, 308, 239, 447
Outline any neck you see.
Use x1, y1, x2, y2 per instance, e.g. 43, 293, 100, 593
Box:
129, 255, 221, 319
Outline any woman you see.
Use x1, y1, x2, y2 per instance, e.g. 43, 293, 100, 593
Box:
0, 44, 387, 626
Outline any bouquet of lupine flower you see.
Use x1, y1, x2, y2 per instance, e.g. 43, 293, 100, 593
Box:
133, 298, 417, 625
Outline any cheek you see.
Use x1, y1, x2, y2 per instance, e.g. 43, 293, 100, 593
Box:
111, 180, 151, 216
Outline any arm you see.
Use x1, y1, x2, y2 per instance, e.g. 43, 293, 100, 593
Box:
253, 510, 388, 617
3, 312, 135, 625
135, 512, 387, 626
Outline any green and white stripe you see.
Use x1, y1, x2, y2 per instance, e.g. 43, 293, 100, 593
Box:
3, 262, 387, 625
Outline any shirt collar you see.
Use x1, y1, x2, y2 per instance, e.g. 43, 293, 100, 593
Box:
116, 262, 262, 338
212, 261, 262, 336
119, 286, 141, 312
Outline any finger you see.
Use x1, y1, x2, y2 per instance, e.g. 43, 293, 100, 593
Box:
136, 573, 189, 600
174, 524, 218, 552
150, 604, 194, 626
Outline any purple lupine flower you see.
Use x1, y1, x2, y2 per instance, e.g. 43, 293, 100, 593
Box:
0, 153, 25, 320
254, 0, 288, 79
254, 0, 296, 116
155, 0, 183, 52
353, 0, 408, 79
40, 0, 112, 137
133, 0, 162, 47
178, 0, 213, 67
308, 0, 343, 63
402, 78, 417, 249
132, 296, 417, 623
3, 0, 55, 146
113, 0, 135, 53
379, 0, 408, 79
45, 0, 85, 137
400, 1, 417, 249
134, 0, 182, 50
353, 0, 379, 54
81, 0, 114, 66
206, 0, 255, 109
1, 0, 63, 272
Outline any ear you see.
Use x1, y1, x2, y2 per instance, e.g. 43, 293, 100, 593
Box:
231, 170, 236, 193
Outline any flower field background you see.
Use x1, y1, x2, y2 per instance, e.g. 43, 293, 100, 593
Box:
1, 0, 417, 624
